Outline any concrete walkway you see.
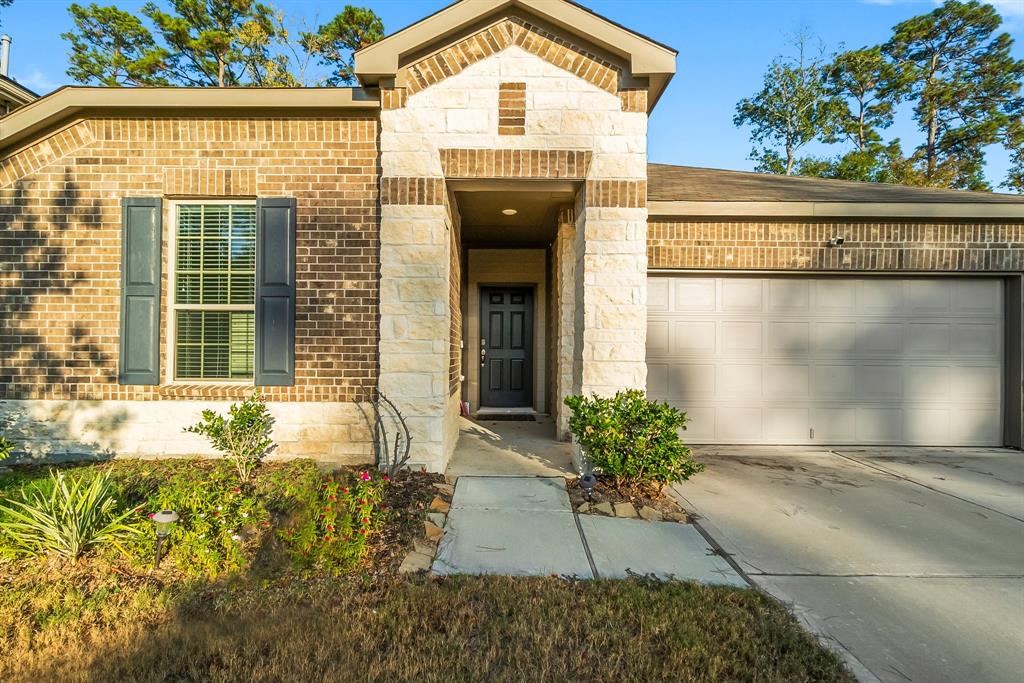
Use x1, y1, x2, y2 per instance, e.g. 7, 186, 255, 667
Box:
673, 446, 1024, 683
432, 476, 744, 585
445, 417, 573, 478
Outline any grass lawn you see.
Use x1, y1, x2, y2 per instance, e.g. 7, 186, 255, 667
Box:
0, 460, 855, 683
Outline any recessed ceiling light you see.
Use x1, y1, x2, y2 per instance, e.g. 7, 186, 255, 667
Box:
502, 208, 518, 216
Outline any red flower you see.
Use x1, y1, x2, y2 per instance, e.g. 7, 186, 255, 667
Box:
361, 517, 370, 525
326, 524, 335, 532
328, 495, 337, 502
342, 487, 349, 494
261, 521, 271, 528
360, 471, 371, 482
147, 512, 155, 519
382, 474, 390, 481
232, 487, 241, 494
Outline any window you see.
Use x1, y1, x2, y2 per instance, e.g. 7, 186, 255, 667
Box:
171, 203, 256, 381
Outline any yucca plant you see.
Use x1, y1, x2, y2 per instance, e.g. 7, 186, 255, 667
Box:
0, 469, 144, 560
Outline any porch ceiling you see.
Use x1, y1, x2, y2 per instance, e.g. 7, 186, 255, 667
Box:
457, 189, 572, 247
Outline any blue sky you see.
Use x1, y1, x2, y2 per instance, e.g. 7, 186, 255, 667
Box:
2, 0, 1022, 188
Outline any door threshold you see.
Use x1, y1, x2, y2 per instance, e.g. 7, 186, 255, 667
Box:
475, 407, 537, 421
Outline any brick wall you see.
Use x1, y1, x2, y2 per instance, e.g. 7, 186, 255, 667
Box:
0, 116, 380, 403
648, 219, 1024, 271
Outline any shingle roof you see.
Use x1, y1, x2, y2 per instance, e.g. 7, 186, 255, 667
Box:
647, 163, 1023, 204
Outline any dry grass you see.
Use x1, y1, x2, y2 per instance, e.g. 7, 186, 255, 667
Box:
3, 574, 854, 683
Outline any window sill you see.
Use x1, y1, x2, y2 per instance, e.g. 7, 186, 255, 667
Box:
158, 383, 256, 399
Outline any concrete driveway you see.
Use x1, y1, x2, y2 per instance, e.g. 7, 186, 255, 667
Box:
672, 446, 1024, 683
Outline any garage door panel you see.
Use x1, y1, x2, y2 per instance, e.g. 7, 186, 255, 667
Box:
673, 320, 716, 355
857, 322, 903, 355
905, 323, 952, 354
722, 279, 763, 311
648, 277, 669, 312
717, 407, 763, 441
952, 323, 999, 356
674, 279, 716, 311
765, 408, 810, 441
668, 363, 714, 399
647, 275, 1003, 447
765, 364, 810, 398
768, 321, 810, 354
813, 322, 858, 355
717, 364, 762, 398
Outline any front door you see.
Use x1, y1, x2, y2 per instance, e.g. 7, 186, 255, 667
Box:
480, 287, 533, 408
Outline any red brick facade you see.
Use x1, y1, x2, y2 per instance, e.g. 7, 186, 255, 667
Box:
0, 116, 380, 402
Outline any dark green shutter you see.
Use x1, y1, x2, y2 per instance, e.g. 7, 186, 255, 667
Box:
118, 197, 163, 385
254, 198, 296, 386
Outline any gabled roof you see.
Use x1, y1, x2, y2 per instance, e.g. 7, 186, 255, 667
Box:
355, 0, 677, 109
648, 164, 1024, 219
0, 86, 378, 156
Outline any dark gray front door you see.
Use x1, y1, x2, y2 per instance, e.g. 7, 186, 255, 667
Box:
480, 287, 533, 408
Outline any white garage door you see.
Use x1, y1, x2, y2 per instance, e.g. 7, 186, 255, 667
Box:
647, 276, 1004, 446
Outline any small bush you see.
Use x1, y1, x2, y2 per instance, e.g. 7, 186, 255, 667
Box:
186, 393, 276, 483
280, 469, 388, 575
0, 469, 144, 560
564, 390, 703, 490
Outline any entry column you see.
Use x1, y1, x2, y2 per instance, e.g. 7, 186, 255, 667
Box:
379, 177, 452, 470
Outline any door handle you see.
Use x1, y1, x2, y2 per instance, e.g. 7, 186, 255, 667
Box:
480, 339, 486, 366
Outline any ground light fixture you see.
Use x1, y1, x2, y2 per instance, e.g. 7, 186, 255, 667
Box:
579, 472, 597, 501
151, 509, 179, 569
501, 208, 518, 216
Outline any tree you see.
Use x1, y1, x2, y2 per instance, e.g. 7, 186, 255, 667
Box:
142, 0, 278, 87
825, 47, 906, 153
304, 5, 383, 86
734, 31, 835, 175
1001, 95, 1023, 192
882, 0, 1024, 190
62, 3, 168, 86
0, 0, 13, 29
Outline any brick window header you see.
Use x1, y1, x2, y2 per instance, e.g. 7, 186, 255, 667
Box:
498, 82, 526, 136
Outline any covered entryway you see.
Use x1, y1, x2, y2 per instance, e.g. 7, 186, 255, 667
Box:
647, 275, 1006, 446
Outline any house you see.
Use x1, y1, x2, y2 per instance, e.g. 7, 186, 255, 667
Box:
0, 0, 1020, 471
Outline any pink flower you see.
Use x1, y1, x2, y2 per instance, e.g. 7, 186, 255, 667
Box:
382, 474, 390, 481
147, 512, 155, 519
360, 471, 370, 482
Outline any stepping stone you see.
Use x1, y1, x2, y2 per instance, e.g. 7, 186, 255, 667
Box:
613, 502, 639, 518
577, 502, 592, 513
639, 506, 663, 521
430, 497, 451, 513
666, 511, 690, 524
424, 521, 444, 542
433, 483, 455, 495
577, 515, 745, 586
399, 551, 433, 573
451, 476, 570, 512
432, 509, 591, 577
413, 538, 437, 556
427, 512, 447, 528
593, 502, 614, 516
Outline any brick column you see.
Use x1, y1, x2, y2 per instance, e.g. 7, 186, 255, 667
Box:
378, 177, 452, 470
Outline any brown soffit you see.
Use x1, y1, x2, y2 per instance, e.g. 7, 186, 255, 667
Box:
0, 86, 380, 155
354, 0, 677, 110
648, 201, 1024, 220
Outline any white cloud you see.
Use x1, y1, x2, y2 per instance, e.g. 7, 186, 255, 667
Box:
988, 0, 1024, 20
15, 69, 60, 94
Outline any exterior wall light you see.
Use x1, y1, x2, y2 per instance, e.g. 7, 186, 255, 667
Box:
828, 237, 846, 247
151, 509, 179, 568
501, 208, 518, 216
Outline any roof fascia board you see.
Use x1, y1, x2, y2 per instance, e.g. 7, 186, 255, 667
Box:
0, 78, 38, 105
0, 86, 380, 154
649, 200, 1024, 219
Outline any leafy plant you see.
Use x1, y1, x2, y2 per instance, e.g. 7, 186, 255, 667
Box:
564, 390, 703, 491
280, 469, 387, 575
186, 393, 276, 483
0, 435, 14, 462
0, 469, 144, 560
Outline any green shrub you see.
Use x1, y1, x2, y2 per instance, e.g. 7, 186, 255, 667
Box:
280, 469, 388, 575
115, 460, 271, 578
564, 390, 703, 490
0, 435, 15, 462
186, 393, 275, 483
0, 469, 144, 560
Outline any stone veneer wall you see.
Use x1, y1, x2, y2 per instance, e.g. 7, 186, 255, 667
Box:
0, 116, 381, 462
648, 219, 1024, 271
379, 23, 651, 470
552, 208, 576, 440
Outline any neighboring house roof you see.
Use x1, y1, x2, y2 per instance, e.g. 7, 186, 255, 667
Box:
0, 74, 38, 111
354, 0, 677, 111
0, 86, 378, 156
648, 163, 1024, 219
